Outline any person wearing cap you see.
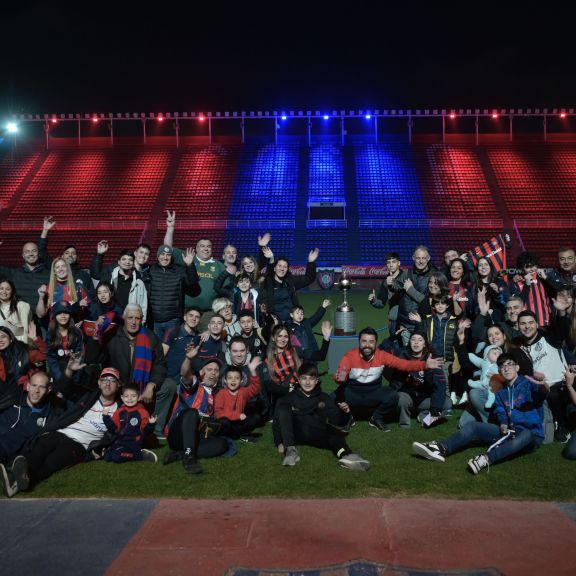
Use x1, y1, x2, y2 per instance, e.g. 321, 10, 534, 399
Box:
5, 361, 120, 496
164, 345, 229, 474
148, 243, 200, 341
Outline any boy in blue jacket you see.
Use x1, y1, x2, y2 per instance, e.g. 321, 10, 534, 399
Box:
412, 353, 548, 474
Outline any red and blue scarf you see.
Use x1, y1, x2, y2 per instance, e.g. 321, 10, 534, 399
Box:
131, 329, 153, 393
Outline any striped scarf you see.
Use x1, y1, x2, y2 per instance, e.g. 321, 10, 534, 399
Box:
514, 277, 551, 327
469, 235, 507, 275
131, 329, 153, 393
273, 350, 298, 386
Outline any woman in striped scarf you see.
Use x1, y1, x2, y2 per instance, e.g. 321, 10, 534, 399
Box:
265, 324, 301, 404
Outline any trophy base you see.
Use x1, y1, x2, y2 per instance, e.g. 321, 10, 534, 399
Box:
335, 309, 355, 336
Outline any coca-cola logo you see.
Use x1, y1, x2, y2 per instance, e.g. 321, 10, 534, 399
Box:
343, 266, 367, 275
342, 265, 390, 278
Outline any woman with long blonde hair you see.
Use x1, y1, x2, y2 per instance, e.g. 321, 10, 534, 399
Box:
36, 257, 89, 319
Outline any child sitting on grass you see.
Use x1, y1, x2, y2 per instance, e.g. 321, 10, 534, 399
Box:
103, 383, 157, 463
215, 357, 262, 441
273, 362, 370, 471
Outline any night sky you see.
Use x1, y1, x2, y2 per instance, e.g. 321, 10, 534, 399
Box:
2, 3, 574, 115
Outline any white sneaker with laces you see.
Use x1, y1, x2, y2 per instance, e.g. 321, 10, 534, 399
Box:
468, 453, 490, 474
412, 441, 446, 463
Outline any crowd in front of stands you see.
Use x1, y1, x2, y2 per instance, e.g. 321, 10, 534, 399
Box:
0, 211, 575, 496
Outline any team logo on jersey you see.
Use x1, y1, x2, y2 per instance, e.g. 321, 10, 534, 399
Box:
317, 269, 335, 290
130, 417, 139, 426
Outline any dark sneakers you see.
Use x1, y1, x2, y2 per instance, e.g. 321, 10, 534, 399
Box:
369, 417, 391, 433
0, 456, 29, 498
163, 450, 184, 465
182, 457, 203, 475
554, 427, 571, 444
11, 455, 29, 491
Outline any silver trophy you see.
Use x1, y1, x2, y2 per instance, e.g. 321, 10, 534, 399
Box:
334, 271, 356, 336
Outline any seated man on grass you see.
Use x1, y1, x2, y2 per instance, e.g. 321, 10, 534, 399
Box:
164, 347, 229, 475
334, 327, 443, 432
274, 362, 370, 471
412, 353, 548, 474
1, 363, 120, 497
0, 371, 61, 497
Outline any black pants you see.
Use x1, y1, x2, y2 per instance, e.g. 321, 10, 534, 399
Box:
548, 384, 570, 428
167, 409, 228, 458
338, 385, 399, 421
274, 399, 350, 456
217, 415, 260, 439
25, 431, 86, 484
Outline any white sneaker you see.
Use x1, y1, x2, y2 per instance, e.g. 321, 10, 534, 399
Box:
450, 392, 459, 405
458, 392, 469, 405
282, 446, 300, 466
412, 441, 446, 463
338, 453, 370, 471
468, 453, 490, 474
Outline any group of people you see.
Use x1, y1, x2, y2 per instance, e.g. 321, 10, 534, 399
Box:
0, 211, 574, 497
366, 244, 576, 473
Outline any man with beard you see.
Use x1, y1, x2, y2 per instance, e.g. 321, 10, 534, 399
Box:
334, 327, 443, 432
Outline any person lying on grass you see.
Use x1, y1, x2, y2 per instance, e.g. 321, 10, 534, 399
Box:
273, 361, 370, 471
412, 353, 548, 474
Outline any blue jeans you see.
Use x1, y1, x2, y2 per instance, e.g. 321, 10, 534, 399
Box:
153, 318, 180, 342
458, 388, 491, 428
441, 422, 537, 464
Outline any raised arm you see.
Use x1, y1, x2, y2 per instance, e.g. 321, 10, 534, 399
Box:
163, 210, 176, 247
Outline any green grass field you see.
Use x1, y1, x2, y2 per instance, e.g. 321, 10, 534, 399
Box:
18, 290, 576, 501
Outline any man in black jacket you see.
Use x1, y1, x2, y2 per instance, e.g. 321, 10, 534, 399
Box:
148, 245, 200, 340
0, 372, 60, 466
0, 217, 52, 306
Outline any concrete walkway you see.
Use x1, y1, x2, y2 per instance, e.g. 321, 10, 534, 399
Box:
1, 498, 575, 575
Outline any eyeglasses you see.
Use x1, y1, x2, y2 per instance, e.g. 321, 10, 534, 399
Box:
99, 377, 118, 384
499, 362, 516, 371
